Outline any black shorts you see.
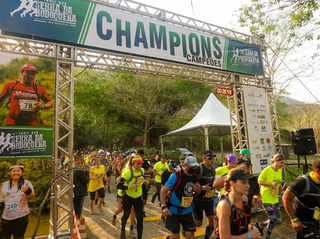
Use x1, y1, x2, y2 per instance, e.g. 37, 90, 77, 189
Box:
103, 178, 107, 186
165, 212, 196, 234
1, 214, 29, 238
193, 199, 214, 221
89, 187, 105, 200
106, 172, 112, 177
297, 223, 320, 239
121, 193, 143, 211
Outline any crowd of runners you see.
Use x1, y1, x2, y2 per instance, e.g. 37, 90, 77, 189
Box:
70, 148, 320, 239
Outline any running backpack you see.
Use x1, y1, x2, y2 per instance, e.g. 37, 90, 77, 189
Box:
165, 169, 198, 206
121, 168, 143, 195
198, 163, 215, 179
5, 81, 40, 109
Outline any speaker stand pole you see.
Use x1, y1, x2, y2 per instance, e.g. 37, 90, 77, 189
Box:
297, 155, 300, 168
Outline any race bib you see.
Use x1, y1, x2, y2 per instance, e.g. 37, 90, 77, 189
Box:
19, 99, 37, 112
136, 176, 144, 185
205, 190, 214, 198
181, 196, 193, 208
6, 200, 18, 212
270, 188, 278, 196
313, 207, 320, 220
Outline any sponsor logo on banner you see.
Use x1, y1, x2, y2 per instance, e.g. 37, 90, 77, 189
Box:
260, 159, 268, 165
257, 115, 265, 119
230, 47, 261, 66
257, 109, 267, 113
248, 103, 258, 107
260, 105, 266, 108
9, 0, 77, 27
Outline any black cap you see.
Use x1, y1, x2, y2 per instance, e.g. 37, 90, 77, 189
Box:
204, 152, 216, 159
236, 156, 252, 166
160, 154, 167, 158
230, 169, 254, 181
137, 149, 145, 155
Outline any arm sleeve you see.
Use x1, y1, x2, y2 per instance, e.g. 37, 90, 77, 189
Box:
117, 177, 129, 190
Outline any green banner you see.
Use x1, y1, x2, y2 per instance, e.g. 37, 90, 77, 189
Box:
0, 127, 53, 159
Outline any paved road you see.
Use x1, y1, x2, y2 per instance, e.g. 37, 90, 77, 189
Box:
83, 181, 208, 239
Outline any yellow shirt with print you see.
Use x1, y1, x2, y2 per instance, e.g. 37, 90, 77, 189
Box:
122, 168, 145, 198
88, 165, 105, 192
153, 161, 169, 183
258, 165, 282, 204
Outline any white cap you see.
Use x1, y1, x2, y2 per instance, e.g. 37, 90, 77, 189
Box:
185, 156, 199, 166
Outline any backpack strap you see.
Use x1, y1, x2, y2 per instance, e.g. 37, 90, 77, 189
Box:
173, 169, 182, 191
198, 163, 203, 179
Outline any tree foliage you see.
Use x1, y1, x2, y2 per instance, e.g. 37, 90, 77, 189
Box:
238, 0, 320, 101
73, 70, 212, 150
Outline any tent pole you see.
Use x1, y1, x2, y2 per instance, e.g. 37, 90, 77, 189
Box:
220, 136, 224, 164
204, 126, 209, 150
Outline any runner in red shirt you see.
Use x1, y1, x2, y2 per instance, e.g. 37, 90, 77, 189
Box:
0, 64, 53, 126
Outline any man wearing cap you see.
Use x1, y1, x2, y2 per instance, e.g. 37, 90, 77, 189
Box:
151, 154, 168, 203
214, 154, 237, 196
193, 151, 216, 239
160, 156, 201, 239
0, 64, 52, 126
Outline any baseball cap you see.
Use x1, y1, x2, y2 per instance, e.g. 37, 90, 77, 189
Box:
137, 149, 145, 155
230, 169, 254, 181
185, 156, 199, 167
168, 160, 176, 168
98, 150, 106, 155
106, 152, 111, 156
240, 148, 252, 156
226, 154, 237, 163
132, 156, 144, 164
236, 156, 252, 166
160, 154, 167, 158
122, 153, 127, 157
22, 64, 38, 73
204, 152, 216, 160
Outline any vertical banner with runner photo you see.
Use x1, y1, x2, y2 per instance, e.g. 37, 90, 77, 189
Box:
243, 86, 275, 174
0, 52, 54, 159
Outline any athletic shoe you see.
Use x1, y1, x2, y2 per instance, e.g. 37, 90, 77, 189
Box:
143, 211, 146, 218
120, 230, 126, 239
129, 229, 136, 238
112, 217, 116, 226
133, 223, 137, 229
102, 201, 106, 205
108, 188, 111, 193
94, 199, 98, 205
255, 222, 264, 236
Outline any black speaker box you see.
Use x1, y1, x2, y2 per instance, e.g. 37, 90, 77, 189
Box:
291, 128, 317, 156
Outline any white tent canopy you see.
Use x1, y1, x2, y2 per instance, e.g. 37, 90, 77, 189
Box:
160, 93, 233, 154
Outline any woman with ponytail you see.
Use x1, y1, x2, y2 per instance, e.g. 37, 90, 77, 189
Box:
215, 168, 260, 239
